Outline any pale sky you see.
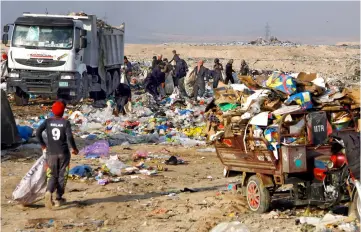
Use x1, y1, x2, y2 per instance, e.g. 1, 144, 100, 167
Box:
1, 1, 360, 44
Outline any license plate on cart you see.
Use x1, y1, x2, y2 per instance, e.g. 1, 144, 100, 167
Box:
59, 82, 68, 87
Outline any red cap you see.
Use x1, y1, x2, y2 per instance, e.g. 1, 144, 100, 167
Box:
52, 101, 65, 117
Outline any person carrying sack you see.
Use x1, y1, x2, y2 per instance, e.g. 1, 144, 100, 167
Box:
36, 101, 79, 209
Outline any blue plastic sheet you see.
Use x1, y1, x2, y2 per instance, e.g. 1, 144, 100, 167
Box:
17, 125, 33, 141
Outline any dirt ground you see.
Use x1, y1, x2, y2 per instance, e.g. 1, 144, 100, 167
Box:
2, 141, 304, 232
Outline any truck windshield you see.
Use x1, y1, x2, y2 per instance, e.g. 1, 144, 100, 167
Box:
12, 25, 73, 49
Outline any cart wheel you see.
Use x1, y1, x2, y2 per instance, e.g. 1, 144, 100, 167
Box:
246, 175, 271, 213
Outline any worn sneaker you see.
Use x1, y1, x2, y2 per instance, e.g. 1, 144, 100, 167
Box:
44, 191, 54, 209
54, 198, 66, 207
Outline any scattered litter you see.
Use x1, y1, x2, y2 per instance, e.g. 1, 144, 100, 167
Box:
210, 221, 250, 232
197, 148, 216, 152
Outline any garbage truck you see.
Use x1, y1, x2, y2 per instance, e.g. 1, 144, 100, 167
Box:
2, 13, 125, 105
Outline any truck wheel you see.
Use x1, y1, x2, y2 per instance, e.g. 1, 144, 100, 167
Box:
349, 190, 361, 221
246, 175, 271, 213
106, 71, 112, 96
113, 70, 120, 89
14, 88, 29, 106
70, 73, 88, 105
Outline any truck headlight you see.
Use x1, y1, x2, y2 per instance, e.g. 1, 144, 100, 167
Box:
61, 74, 74, 80
8, 72, 19, 78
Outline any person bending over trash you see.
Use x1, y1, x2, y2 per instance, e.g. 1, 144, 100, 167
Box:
114, 82, 132, 115
144, 68, 159, 101
191, 60, 208, 101
225, 59, 235, 84
36, 101, 79, 209
213, 58, 223, 88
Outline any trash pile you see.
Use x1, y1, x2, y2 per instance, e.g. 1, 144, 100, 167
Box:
69, 12, 121, 30
205, 71, 360, 151
14, 88, 212, 148
296, 213, 360, 232
164, 37, 300, 47
248, 36, 299, 47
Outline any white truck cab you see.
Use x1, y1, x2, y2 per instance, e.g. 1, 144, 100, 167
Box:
2, 13, 125, 105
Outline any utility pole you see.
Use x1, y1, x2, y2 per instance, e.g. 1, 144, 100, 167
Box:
265, 23, 270, 41
104, 12, 108, 23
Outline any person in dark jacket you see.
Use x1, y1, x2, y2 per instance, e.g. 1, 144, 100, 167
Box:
151, 56, 157, 70
36, 101, 79, 209
191, 60, 208, 101
114, 83, 132, 115
124, 56, 132, 84
173, 55, 183, 87
169, 50, 180, 64
225, 59, 235, 84
213, 58, 223, 88
240, 59, 249, 76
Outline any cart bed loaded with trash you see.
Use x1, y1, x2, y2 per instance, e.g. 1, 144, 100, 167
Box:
206, 71, 361, 218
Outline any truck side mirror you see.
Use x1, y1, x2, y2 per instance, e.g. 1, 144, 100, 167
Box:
2, 34, 8, 45
80, 29, 87, 37
3, 25, 9, 33
80, 38, 87, 49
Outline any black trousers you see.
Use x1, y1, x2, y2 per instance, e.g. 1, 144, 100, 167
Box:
173, 76, 179, 87
46, 154, 70, 200
224, 74, 235, 84
145, 84, 158, 99
116, 96, 129, 115
193, 81, 206, 100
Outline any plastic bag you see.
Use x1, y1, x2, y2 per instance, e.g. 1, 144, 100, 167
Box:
124, 101, 132, 114
165, 72, 174, 95
266, 71, 296, 95
12, 152, 47, 205
69, 165, 92, 177
210, 221, 250, 232
232, 72, 240, 84
105, 155, 127, 176
80, 140, 110, 157
120, 72, 129, 85
17, 125, 33, 141
80, 122, 103, 132
285, 92, 313, 110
